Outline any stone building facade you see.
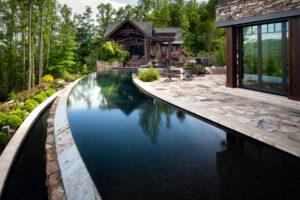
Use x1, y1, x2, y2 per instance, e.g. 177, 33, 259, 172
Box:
217, 0, 300, 24
216, 0, 300, 101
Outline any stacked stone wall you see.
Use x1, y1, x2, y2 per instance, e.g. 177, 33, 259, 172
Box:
216, 0, 300, 23
97, 60, 123, 72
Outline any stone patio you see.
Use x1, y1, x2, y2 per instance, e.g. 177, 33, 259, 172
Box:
133, 74, 300, 158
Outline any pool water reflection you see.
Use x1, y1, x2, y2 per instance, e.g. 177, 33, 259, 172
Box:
67, 70, 300, 200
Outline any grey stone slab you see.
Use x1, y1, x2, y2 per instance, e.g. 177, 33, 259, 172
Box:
53, 79, 101, 200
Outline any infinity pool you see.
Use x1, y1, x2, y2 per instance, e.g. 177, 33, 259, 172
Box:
67, 70, 300, 200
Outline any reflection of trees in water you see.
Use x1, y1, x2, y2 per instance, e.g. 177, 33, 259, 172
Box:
139, 100, 185, 143
67, 74, 98, 108
69, 71, 187, 143
176, 110, 186, 123
96, 71, 147, 115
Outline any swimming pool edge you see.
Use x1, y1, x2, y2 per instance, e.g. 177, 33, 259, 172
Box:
132, 77, 300, 158
46, 78, 101, 200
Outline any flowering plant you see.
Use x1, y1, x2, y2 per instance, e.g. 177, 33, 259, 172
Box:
182, 50, 188, 57
171, 51, 179, 59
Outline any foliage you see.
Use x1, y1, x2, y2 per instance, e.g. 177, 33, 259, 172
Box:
139, 67, 160, 82
49, 84, 56, 89
122, 51, 131, 62
58, 83, 65, 88
7, 91, 16, 101
45, 89, 56, 97
29, 93, 35, 99
23, 99, 38, 112
0, 0, 222, 102
14, 91, 31, 102
183, 62, 194, 68
9, 109, 27, 121
0, 112, 7, 127
98, 42, 122, 62
33, 94, 46, 103
42, 75, 54, 83
38, 91, 47, 99
64, 74, 77, 82
151, 50, 157, 59
0, 132, 8, 150
6, 115, 22, 129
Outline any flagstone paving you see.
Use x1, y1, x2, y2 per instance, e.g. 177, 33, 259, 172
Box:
133, 74, 300, 157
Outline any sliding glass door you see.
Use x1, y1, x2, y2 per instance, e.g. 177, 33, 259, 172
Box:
240, 22, 289, 95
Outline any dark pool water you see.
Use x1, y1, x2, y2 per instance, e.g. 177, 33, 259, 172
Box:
2, 108, 49, 200
67, 71, 300, 200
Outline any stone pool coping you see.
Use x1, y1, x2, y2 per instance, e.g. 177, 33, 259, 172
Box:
133, 76, 300, 158
0, 90, 62, 198
46, 79, 101, 200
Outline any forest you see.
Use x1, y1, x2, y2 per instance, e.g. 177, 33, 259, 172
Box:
0, 0, 223, 102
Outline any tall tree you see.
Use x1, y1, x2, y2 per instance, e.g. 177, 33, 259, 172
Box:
96, 3, 115, 40
38, 0, 44, 84
28, 0, 32, 90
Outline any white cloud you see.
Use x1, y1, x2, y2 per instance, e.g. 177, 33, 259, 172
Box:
58, 0, 127, 22
58, 0, 209, 22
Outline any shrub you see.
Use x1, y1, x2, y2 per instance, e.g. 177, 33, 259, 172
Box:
23, 99, 38, 112
14, 90, 30, 102
0, 132, 8, 150
33, 94, 46, 103
98, 42, 122, 62
151, 50, 157, 59
45, 89, 56, 97
64, 74, 77, 82
0, 112, 7, 127
7, 91, 15, 101
138, 67, 160, 82
6, 115, 22, 129
9, 109, 27, 121
58, 83, 64, 88
41, 74, 54, 83
29, 93, 35, 99
49, 84, 56, 89
38, 91, 47, 99
11, 103, 22, 110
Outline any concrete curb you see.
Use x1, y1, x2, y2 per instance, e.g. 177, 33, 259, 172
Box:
0, 90, 62, 198
133, 77, 300, 158
46, 78, 101, 200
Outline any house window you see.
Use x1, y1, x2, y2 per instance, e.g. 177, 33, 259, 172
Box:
240, 22, 289, 95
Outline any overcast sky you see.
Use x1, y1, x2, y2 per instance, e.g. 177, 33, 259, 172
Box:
58, 0, 208, 22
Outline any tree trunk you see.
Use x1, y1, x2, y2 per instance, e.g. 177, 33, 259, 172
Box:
22, 31, 26, 87
38, 6, 43, 84
28, 0, 32, 90
15, 33, 18, 87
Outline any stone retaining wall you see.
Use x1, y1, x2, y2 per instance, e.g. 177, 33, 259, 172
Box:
216, 0, 300, 23
45, 95, 66, 200
45, 79, 101, 200
97, 60, 122, 72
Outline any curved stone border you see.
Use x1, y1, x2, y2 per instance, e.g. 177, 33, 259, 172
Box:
46, 79, 101, 200
0, 90, 62, 198
133, 77, 300, 158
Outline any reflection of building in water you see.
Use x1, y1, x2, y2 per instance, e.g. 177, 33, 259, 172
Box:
216, 133, 300, 199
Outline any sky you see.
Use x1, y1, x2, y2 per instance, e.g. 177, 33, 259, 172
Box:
58, 0, 208, 21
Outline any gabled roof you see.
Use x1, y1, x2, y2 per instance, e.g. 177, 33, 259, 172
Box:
104, 21, 153, 39
103, 20, 184, 44
154, 27, 184, 44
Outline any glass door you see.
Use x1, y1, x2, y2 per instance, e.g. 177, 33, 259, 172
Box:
240, 22, 289, 95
